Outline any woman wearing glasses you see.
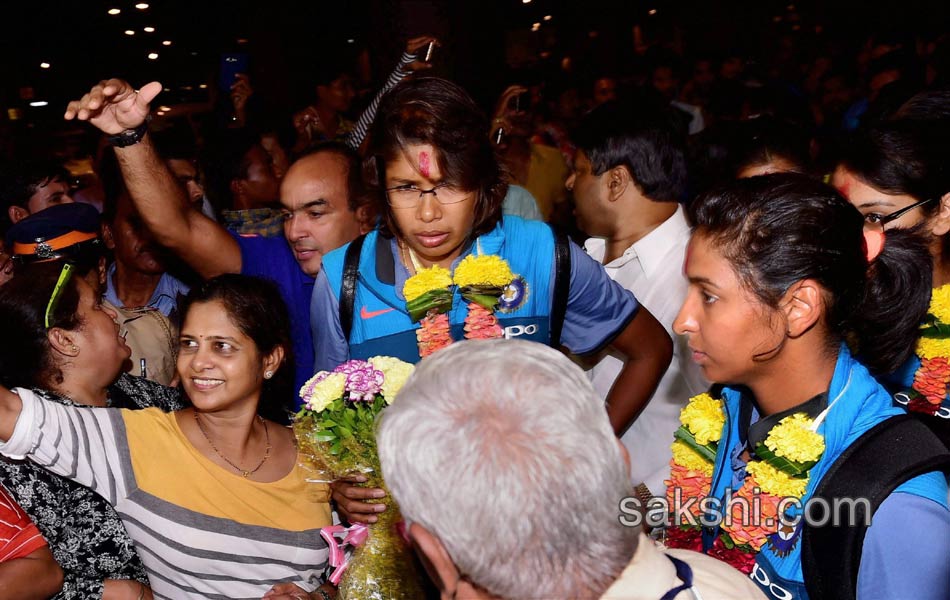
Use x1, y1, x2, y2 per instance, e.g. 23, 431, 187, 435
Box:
311, 77, 673, 523
832, 120, 950, 417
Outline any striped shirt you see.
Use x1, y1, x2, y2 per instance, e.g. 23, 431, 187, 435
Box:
0, 485, 46, 562
1, 389, 332, 599
344, 52, 414, 150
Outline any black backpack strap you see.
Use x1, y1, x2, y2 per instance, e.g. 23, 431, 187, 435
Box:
549, 229, 572, 349
801, 414, 950, 600
339, 234, 367, 343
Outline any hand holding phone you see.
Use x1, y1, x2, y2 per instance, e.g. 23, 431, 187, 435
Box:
219, 53, 249, 93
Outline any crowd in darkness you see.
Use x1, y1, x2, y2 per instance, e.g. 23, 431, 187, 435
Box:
0, 7, 946, 599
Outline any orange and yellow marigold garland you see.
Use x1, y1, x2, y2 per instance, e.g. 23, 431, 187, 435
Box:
910, 285, 950, 413
403, 253, 518, 357
664, 392, 825, 574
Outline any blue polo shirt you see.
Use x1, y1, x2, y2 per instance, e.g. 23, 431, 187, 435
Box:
103, 263, 190, 318
232, 233, 314, 396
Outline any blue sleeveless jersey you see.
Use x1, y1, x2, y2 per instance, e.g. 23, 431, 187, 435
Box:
321, 217, 556, 363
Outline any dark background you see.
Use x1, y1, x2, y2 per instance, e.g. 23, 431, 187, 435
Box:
0, 0, 946, 131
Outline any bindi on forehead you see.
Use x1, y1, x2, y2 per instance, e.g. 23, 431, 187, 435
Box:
418, 151, 431, 178
833, 171, 852, 198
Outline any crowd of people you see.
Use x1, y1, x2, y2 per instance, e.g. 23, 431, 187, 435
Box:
0, 23, 947, 600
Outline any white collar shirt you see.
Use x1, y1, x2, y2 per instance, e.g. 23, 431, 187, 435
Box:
584, 205, 709, 495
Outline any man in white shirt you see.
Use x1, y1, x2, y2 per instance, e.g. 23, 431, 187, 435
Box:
567, 102, 708, 498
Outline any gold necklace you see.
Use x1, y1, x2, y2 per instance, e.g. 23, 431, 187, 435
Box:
193, 411, 272, 478
398, 240, 424, 276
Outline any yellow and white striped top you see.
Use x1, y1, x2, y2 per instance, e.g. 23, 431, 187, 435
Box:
1, 388, 332, 599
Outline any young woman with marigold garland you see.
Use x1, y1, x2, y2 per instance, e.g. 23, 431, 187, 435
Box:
666, 174, 950, 600
311, 77, 673, 524
833, 119, 950, 417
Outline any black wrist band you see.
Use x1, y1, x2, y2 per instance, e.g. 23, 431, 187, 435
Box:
107, 115, 151, 148
316, 589, 332, 600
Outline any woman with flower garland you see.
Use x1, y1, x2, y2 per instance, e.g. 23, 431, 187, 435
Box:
311, 77, 672, 523
667, 173, 950, 599
832, 120, 950, 417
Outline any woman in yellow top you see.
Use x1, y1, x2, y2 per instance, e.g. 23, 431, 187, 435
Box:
0, 272, 333, 600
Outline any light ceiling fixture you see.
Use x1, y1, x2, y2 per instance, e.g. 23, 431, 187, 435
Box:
531, 22, 540, 31
144, 26, 155, 33
649, 8, 657, 15
543, 15, 552, 21
107, 8, 121, 15
162, 40, 172, 46
158, 106, 171, 112
39, 62, 50, 69
199, 84, 208, 89
125, 30, 135, 36
147, 52, 159, 60
135, 2, 149, 9
29, 101, 49, 107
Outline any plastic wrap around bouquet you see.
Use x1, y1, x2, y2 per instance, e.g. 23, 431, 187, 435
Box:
294, 357, 424, 600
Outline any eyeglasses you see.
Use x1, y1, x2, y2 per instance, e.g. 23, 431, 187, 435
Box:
45, 263, 75, 329
863, 197, 937, 231
384, 183, 471, 209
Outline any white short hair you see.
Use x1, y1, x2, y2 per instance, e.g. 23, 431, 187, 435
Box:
377, 339, 638, 598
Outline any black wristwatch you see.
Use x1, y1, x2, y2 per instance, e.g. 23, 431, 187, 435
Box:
107, 115, 151, 148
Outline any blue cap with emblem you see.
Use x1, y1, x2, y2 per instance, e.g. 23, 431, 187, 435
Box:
5, 202, 103, 266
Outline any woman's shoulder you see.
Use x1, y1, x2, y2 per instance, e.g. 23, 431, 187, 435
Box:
322, 230, 381, 283
110, 373, 186, 412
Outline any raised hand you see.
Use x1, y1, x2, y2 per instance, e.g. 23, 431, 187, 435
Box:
405, 35, 439, 72
492, 84, 529, 123
64, 79, 163, 135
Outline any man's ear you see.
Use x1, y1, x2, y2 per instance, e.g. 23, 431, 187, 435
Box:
782, 279, 823, 338
409, 523, 461, 599
929, 192, 950, 237
47, 328, 79, 358
101, 223, 116, 250
97, 257, 107, 288
606, 166, 631, 202
355, 204, 375, 235
8, 205, 28, 225
616, 438, 631, 471
230, 179, 246, 203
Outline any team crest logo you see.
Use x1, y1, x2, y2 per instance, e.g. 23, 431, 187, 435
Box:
498, 276, 528, 313
766, 520, 802, 558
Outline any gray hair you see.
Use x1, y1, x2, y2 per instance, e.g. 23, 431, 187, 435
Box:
377, 339, 639, 599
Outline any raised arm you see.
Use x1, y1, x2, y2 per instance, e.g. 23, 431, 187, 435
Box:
0, 387, 129, 506
64, 79, 241, 278
345, 36, 438, 151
